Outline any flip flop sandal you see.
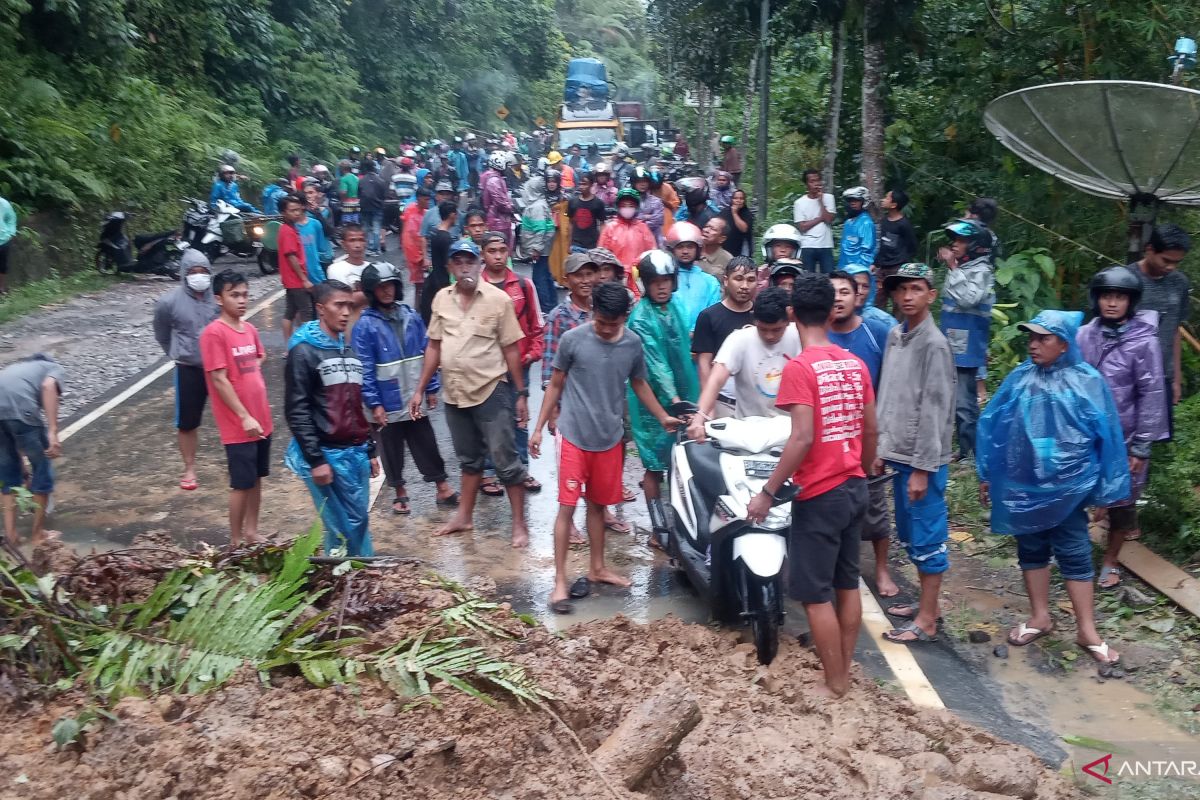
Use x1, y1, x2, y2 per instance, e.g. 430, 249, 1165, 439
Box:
479, 481, 504, 497
885, 603, 942, 623
622, 487, 637, 503
549, 598, 574, 615
1007, 621, 1056, 647
569, 576, 591, 599
605, 518, 632, 534
523, 476, 543, 492
391, 496, 411, 515
179, 478, 198, 491
1098, 566, 1123, 589
883, 621, 937, 644
1079, 641, 1120, 665
436, 492, 460, 507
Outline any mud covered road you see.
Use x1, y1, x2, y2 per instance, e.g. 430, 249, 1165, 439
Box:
4, 268, 1199, 798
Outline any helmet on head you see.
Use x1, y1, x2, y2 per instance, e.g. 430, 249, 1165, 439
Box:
637, 250, 678, 294
312, 164, 330, 176
665, 221, 703, 250
1088, 266, 1142, 315
943, 218, 992, 259
616, 187, 641, 207
218, 164, 235, 174
613, 143, 629, 157
545, 150, 563, 165
464, 133, 476, 142
349, 146, 363, 156
842, 186, 870, 202
770, 259, 803, 282
761, 223, 803, 262
360, 262, 404, 297
720, 135, 737, 146
399, 157, 414, 169
488, 151, 509, 171
593, 161, 611, 174
632, 166, 652, 183
375, 147, 388, 156
453, 136, 463, 144
430, 139, 443, 148
676, 176, 709, 208
543, 168, 562, 185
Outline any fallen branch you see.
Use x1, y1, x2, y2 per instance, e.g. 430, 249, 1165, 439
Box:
591, 674, 702, 790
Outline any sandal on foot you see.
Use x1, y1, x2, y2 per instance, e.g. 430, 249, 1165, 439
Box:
1080, 640, 1120, 665
436, 492, 460, 507
1098, 566, 1122, 589
605, 518, 632, 534
549, 598, 574, 615
622, 487, 637, 503
179, 478, 198, 491
523, 476, 543, 492
569, 576, 591, 599
883, 621, 937, 644
391, 496, 411, 515
479, 480, 504, 497
884, 603, 941, 622
1007, 621, 1055, 647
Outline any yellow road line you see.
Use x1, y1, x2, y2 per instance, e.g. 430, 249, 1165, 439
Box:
60, 287, 286, 442
858, 580, 945, 709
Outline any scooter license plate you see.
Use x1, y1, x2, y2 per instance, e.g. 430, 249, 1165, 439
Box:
743, 459, 778, 478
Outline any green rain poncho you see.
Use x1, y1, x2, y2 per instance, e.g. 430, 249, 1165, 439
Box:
626, 295, 700, 471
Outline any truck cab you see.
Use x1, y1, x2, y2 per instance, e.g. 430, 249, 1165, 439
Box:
556, 101, 624, 155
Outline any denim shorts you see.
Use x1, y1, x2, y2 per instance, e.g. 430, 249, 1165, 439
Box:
0, 420, 53, 495
889, 461, 950, 575
1015, 503, 1094, 581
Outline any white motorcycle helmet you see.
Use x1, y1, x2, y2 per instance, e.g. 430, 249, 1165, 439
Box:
760, 223, 803, 262
842, 185, 870, 202
488, 151, 509, 171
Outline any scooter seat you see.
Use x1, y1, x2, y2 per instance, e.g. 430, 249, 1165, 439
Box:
134, 231, 175, 248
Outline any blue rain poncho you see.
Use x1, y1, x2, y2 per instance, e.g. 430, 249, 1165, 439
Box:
285, 439, 374, 557
976, 310, 1130, 535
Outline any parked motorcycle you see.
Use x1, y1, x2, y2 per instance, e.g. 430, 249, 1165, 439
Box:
659, 405, 798, 665
180, 198, 275, 265
95, 212, 184, 278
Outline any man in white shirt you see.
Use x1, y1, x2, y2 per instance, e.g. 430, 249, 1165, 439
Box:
686, 287, 802, 441
792, 168, 837, 274
326, 224, 370, 323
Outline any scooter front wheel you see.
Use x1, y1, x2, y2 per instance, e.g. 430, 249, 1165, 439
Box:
258, 248, 277, 275
95, 251, 119, 275
746, 572, 781, 665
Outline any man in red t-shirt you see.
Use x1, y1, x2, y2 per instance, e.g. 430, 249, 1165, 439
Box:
277, 195, 313, 344
747, 272, 878, 699
200, 269, 273, 545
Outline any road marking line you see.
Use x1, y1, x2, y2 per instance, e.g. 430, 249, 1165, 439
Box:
60, 287, 286, 442
858, 580, 945, 709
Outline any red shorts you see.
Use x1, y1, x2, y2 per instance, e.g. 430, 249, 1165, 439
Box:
557, 437, 624, 507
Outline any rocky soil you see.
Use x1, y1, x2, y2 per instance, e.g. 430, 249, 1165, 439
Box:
0, 556, 1085, 800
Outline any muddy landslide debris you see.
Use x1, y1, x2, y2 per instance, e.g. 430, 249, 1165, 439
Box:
0, 562, 1085, 800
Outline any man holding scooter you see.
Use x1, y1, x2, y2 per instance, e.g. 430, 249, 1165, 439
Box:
209, 165, 260, 214
746, 273, 878, 699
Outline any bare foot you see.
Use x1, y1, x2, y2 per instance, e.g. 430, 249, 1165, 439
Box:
435, 514, 474, 536
809, 682, 843, 700
876, 571, 900, 598
587, 567, 631, 588
30, 530, 62, 546
511, 522, 530, 549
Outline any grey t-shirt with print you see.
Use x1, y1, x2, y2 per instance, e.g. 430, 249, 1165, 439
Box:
553, 324, 648, 451
1125, 263, 1190, 381
0, 357, 64, 427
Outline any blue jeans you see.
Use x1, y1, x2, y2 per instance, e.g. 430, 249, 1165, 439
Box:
531, 256, 557, 315
889, 462, 950, 575
955, 366, 980, 457
800, 247, 835, 274
362, 209, 383, 252
1015, 503, 1093, 581
0, 420, 53, 495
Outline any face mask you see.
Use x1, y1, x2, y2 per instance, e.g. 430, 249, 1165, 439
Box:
618, 206, 637, 220
186, 273, 211, 293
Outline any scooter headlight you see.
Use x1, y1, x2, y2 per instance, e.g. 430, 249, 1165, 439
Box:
252, 225, 265, 236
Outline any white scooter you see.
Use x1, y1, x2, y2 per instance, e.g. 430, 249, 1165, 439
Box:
662, 406, 797, 665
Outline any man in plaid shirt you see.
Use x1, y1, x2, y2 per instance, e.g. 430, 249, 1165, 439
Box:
542, 251, 599, 388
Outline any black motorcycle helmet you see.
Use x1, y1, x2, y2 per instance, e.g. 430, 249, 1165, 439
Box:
1088, 265, 1142, 320
637, 249, 678, 296
676, 176, 709, 209
943, 218, 992, 260
361, 261, 404, 302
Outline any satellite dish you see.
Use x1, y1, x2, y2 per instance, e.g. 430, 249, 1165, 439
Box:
984, 81, 1200, 206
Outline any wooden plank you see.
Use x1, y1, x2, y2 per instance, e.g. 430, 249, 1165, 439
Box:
1090, 527, 1200, 618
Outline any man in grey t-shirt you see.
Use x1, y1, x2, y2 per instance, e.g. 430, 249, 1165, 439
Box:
1126, 223, 1192, 428
530, 282, 682, 614
0, 355, 64, 545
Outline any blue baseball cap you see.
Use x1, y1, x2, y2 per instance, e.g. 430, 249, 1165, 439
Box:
449, 239, 481, 259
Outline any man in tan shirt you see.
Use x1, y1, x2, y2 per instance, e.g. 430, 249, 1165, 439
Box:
698, 217, 732, 277
409, 240, 532, 547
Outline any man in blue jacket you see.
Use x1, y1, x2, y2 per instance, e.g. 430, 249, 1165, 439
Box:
352, 262, 459, 515
209, 165, 260, 213
837, 186, 877, 302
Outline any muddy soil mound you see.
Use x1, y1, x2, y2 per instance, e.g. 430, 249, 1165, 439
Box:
0, 563, 1083, 800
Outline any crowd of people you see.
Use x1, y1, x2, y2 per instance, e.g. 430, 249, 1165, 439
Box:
0, 129, 1192, 701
